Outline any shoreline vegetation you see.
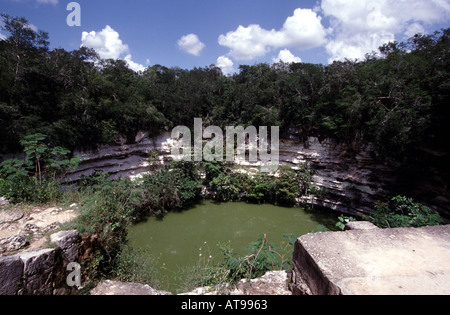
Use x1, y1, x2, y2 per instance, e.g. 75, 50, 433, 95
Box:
0, 14, 447, 293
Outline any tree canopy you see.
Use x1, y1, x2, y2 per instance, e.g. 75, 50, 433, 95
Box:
1, 14, 449, 164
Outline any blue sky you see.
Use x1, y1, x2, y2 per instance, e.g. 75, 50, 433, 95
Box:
1, 0, 450, 74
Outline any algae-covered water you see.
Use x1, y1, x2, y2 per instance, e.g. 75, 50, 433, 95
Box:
127, 200, 338, 292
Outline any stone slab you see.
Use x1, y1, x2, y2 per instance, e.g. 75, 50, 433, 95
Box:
90, 280, 172, 295
293, 224, 450, 295
0, 210, 24, 224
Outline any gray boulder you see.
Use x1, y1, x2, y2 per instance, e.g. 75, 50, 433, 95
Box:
51, 230, 80, 264
0, 255, 24, 295
19, 248, 58, 295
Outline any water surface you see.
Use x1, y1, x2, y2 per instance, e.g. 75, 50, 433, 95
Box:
128, 200, 338, 292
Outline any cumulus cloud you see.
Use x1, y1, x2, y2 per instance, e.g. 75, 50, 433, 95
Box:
81, 25, 129, 60
218, 8, 327, 61
216, 56, 235, 75
177, 33, 205, 56
272, 49, 302, 64
124, 54, 146, 72
321, 0, 450, 62
81, 25, 146, 72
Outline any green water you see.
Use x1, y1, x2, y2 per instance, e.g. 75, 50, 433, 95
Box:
127, 200, 338, 293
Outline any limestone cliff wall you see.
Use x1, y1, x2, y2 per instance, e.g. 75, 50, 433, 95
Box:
64, 132, 449, 220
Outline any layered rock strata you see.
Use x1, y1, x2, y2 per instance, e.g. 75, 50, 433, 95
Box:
64, 133, 449, 219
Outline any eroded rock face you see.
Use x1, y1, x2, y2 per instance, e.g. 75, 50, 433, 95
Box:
0, 235, 28, 253
65, 132, 175, 182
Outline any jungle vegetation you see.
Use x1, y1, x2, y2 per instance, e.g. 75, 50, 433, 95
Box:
1, 14, 449, 165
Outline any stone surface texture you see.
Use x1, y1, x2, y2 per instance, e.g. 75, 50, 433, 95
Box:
292, 224, 450, 295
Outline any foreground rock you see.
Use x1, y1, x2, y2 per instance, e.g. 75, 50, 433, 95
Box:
0, 197, 10, 208
292, 224, 450, 295
91, 280, 172, 295
91, 271, 292, 296
178, 271, 292, 296
0, 229, 83, 295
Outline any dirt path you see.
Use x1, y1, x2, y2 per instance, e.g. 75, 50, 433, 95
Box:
0, 204, 78, 255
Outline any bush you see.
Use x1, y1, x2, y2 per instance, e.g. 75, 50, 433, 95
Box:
245, 174, 276, 204
202, 160, 225, 181
274, 166, 299, 206
74, 177, 143, 278
0, 134, 81, 204
210, 173, 242, 202
218, 234, 293, 283
369, 195, 443, 228
138, 161, 202, 218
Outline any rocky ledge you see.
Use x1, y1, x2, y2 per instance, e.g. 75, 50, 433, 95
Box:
292, 223, 450, 295
91, 271, 293, 296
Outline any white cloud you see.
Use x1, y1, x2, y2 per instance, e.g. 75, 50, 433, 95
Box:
81, 25, 145, 72
272, 49, 302, 64
124, 54, 146, 72
404, 23, 426, 38
216, 56, 235, 75
0, 33, 5, 41
36, 0, 58, 5
218, 8, 327, 61
177, 33, 205, 56
81, 25, 129, 60
321, 0, 450, 62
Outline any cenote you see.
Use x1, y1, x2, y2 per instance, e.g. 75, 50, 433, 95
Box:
128, 200, 339, 293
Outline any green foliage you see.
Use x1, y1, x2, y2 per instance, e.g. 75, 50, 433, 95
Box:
204, 164, 319, 206
369, 195, 443, 228
73, 176, 144, 278
2, 13, 449, 166
0, 134, 81, 203
202, 160, 225, 181
138, 161, 202, 218
273, 166, 299, 206
335, 215, 357, 231
245, 174, 276, 204
210, 172, 242, 202
218, 234, 293, 283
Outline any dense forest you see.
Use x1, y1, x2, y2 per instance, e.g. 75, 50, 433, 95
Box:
1, 14, 449, 165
